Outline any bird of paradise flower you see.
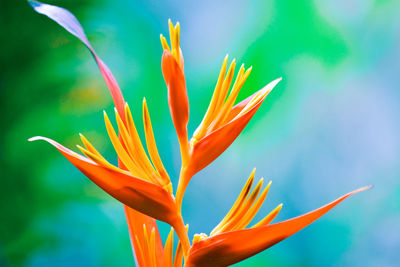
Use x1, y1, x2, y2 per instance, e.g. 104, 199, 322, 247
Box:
29, 1, 370, 266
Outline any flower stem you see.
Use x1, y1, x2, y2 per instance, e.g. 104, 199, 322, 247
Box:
173, 213, 191, 258
176, 166, 192, 213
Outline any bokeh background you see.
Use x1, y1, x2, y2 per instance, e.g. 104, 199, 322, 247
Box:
1, 0, 399, 266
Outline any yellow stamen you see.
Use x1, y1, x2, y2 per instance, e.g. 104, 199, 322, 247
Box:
192, 55, 229, 141
142, 98, 171, 187
163, 228, 174, 267
76, 145, 125, 174
134, 235, 148, 267
252, 203, 283, 228
160, 34, 171, 51
173, 242, 183, 267
210, 169, 255, 235
103, 111, 147, 179
218, 66, 253, 126
149, 228, 157, 267
233, 181, 272, 230
114, 108, 155, 180
79, 133, 104, 159
124, 103, 158, 176
142, 225, 152, 267
216, 178, 264, 234
192, 233, 208, 244
168, 19, 175, 50
213, 59, 236, 115
172, 22, 180, 62
211, 64, 246, 129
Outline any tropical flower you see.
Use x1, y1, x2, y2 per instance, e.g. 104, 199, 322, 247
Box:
29, 1, 370, 266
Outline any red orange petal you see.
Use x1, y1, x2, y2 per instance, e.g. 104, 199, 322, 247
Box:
29, 136, 179, 225
124, 206, 164, 267
188, 78, 281, 175
185, 186, 370, 267
161, 50, 189, 151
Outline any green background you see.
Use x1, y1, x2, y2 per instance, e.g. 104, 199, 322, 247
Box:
1, 0, 399, 266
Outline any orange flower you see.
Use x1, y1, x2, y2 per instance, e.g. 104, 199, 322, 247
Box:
159, 22, 282, 209
29, 100, 191, 253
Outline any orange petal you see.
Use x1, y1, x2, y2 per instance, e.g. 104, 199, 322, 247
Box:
29, 136, 179, 225
185, 186, 371, 267
161, 49, 190, 162
124, 206, 164, 267
188, 78, 281, 176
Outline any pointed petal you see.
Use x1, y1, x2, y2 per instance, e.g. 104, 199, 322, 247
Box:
124, 206, 164, 267
186, 186, 370, 267
29, 1, 125, 118
29, 136, 179, 225
161, 50, 189, 162
188, 78, 281, 175
227, 77, 281, 122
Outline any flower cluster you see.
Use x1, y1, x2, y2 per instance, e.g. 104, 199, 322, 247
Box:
29, 1, 369, 266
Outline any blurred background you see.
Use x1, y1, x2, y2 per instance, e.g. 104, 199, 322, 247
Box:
1, 0, 399, 266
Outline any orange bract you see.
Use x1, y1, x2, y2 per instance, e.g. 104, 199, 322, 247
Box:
186, 185, 371, 267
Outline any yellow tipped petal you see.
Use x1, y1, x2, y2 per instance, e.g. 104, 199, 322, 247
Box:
114, 108, 155, 180
211, 64, 247, 129
173, 242, 183, 267
172, 22, 180, 63
214, 59, 236, 114
134, 235, 148, 267
234, 181, 272, 230
76, 145, 124, 174
103, 111, 145, 179
168, 19, 175, 47
193, 55, 229, 141
217, 178, 264, 234
163, 228, 174, 267
142, 99, 171, 186
210, 169, 255, 236
149, 228, 157, 267
124, 104, 155, 170
123, 103, 163, 184
160, 34, 171, 51
79, 133, 104, 159
142, 225, 151, 267
252, 203, 283, 228
193, 233, 208, 244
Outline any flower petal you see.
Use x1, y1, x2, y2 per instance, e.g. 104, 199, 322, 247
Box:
29, 1, 126, 118
29, 136, 179, 225
186, 186, 370, 267
124, 206, 164, 267
188, 78, 281, 175
161, 50, 189, 157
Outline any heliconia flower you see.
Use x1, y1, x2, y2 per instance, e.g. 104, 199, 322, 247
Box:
185, 170, 370, 267
174, 55, 281, 207
161, 20, 190, 165
187, 57, 281, 176
29, 100, 190, 253
29, 2, 371, 266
